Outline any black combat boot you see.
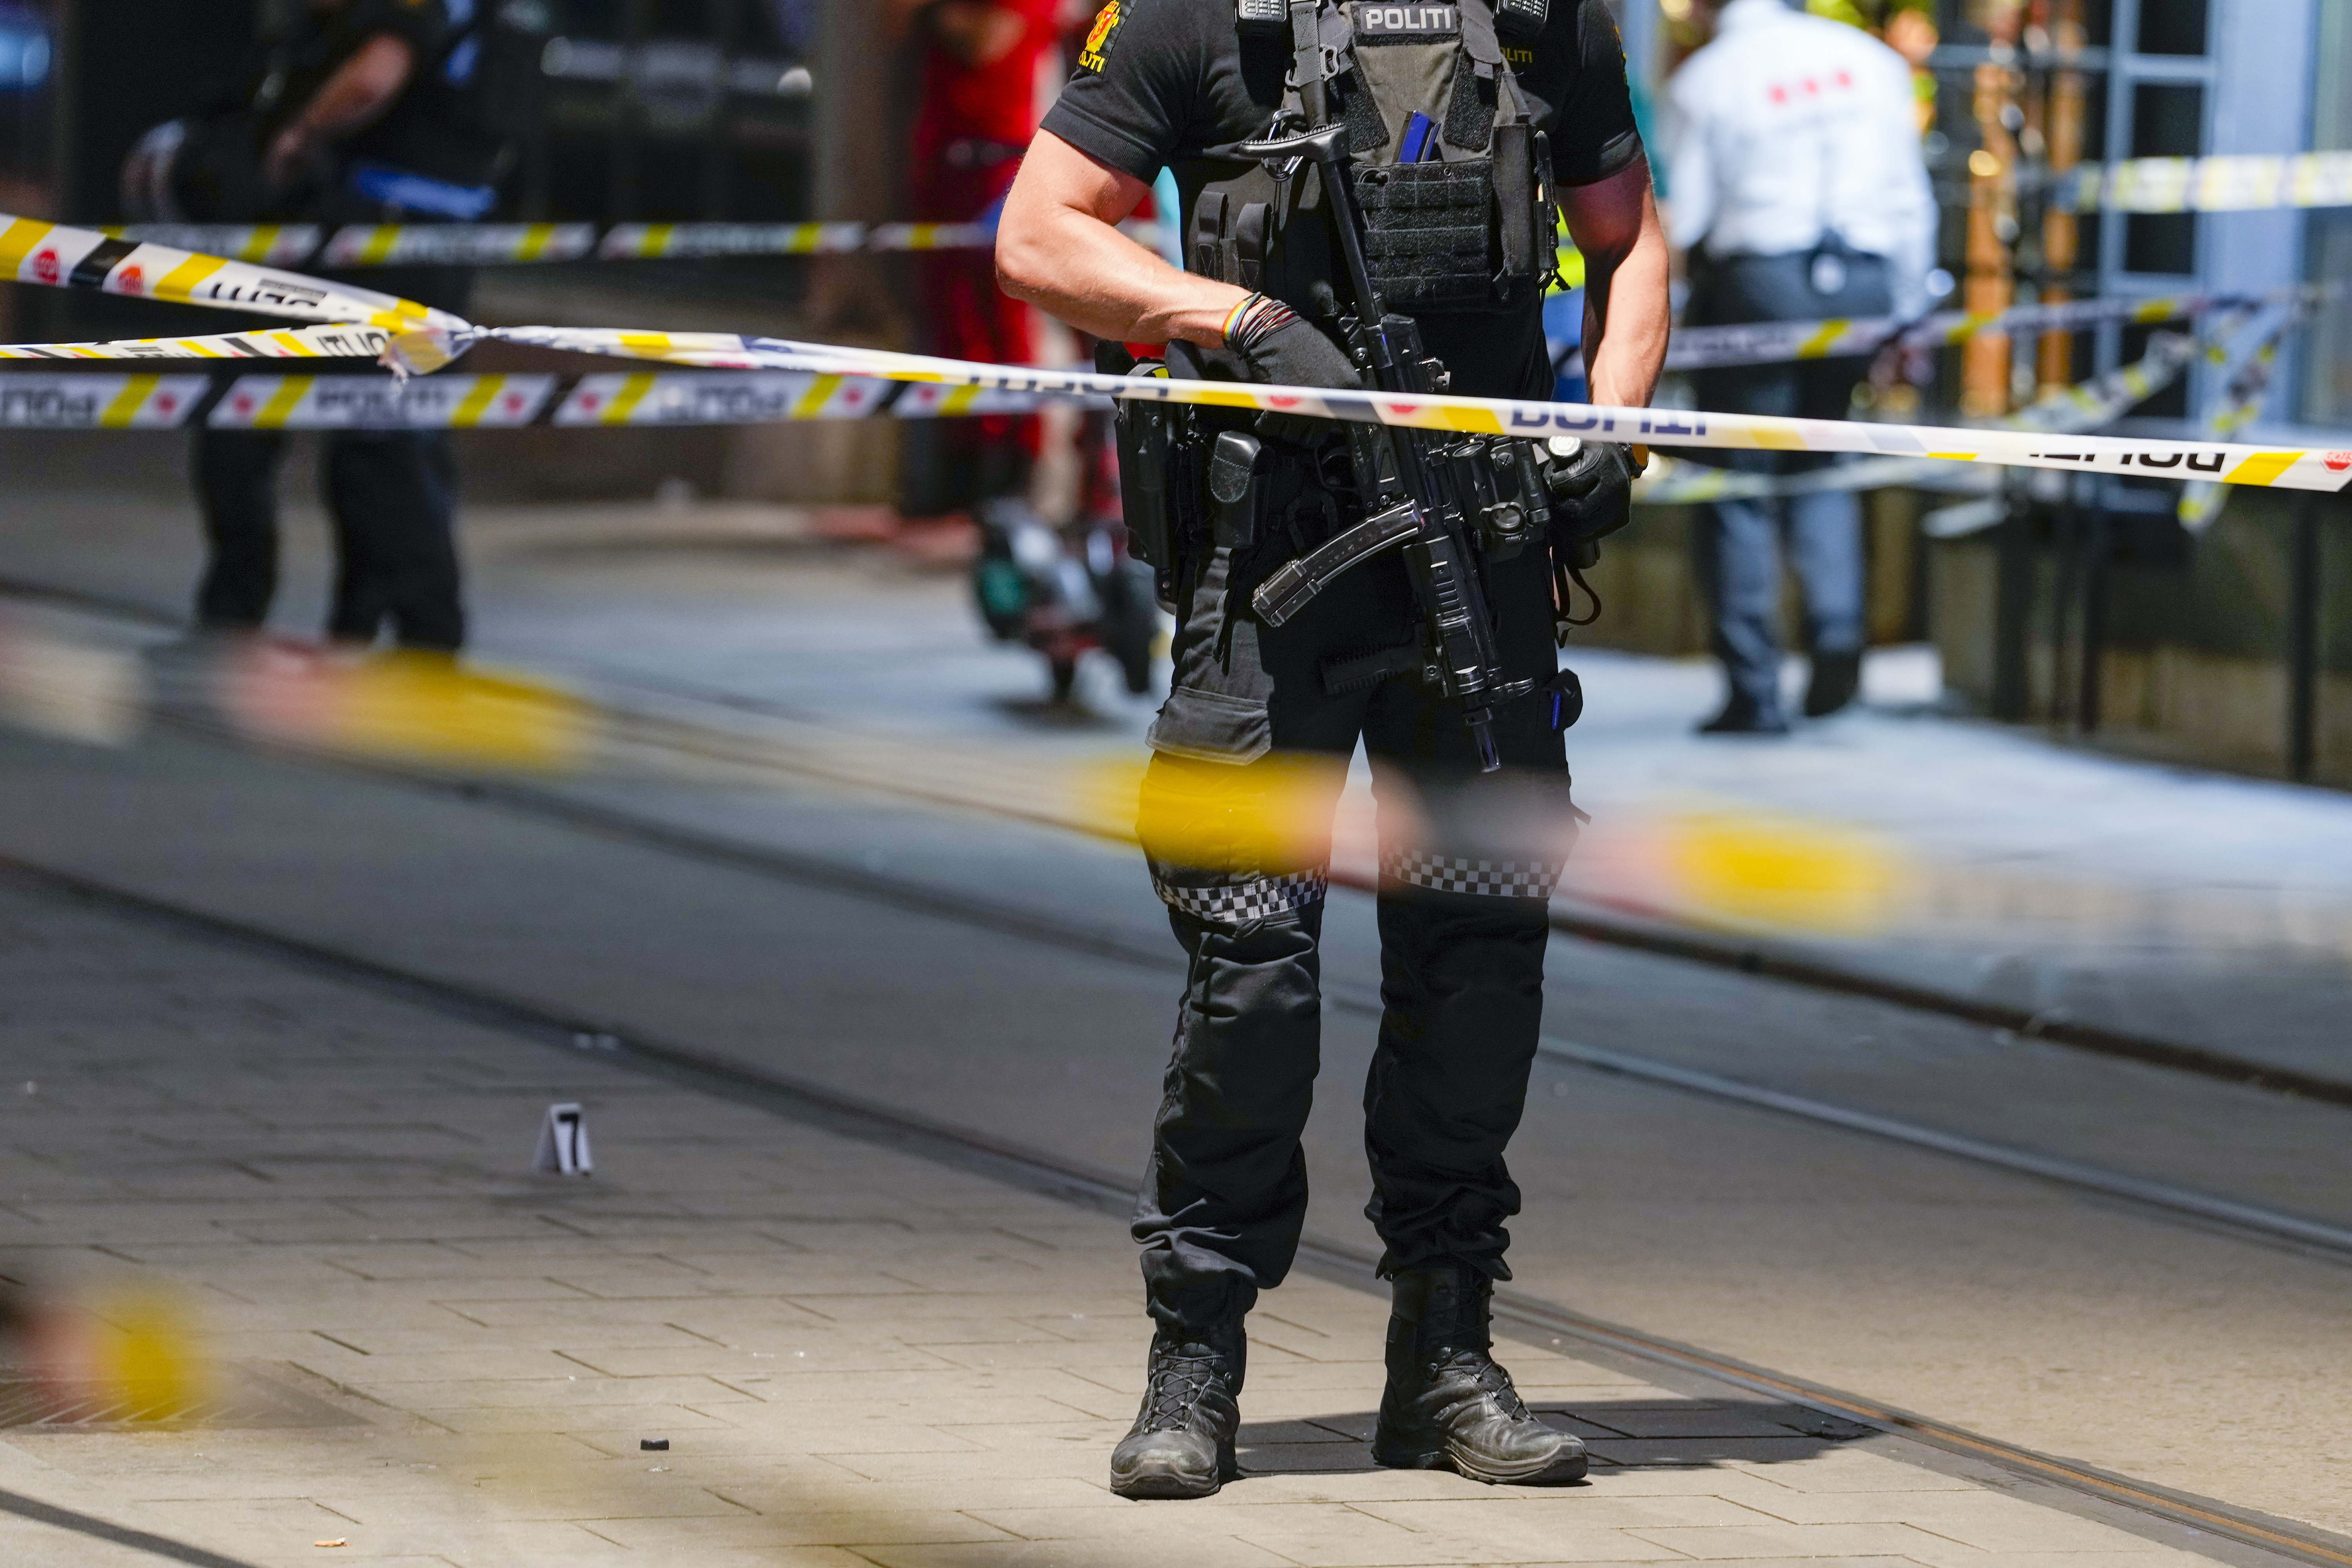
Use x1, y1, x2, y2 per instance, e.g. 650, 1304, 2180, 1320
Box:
1108, 1325, 1244, 1499
1372, 1265, 1586, 1484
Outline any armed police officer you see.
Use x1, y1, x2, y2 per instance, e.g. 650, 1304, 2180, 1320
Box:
997, 0, 1668, 1500
149, 0, 532, 653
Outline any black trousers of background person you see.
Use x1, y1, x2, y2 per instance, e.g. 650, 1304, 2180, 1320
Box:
191, 265, 472, 651
193, 427, 465, 650
1132, 507, 1575, 1339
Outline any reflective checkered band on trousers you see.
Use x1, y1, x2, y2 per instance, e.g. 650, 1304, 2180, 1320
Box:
1150, 865, 1328, 926
1382, 848, 1564, 899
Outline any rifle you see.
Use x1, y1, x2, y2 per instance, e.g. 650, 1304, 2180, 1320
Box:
1236, 122, 1552, 773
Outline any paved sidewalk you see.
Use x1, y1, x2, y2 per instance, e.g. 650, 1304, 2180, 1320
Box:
0, 873, 2253, 1568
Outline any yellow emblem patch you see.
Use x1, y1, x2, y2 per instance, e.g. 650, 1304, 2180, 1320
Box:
1079, 0, 1124, 73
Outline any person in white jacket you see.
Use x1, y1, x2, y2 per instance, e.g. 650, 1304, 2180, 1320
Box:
1666, 0, 1937, 732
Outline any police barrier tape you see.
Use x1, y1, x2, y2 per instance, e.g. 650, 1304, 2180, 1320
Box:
22, 207, 2295, 383
0, 370, 1072, 430
2178, 303, 2309, 531
0, 215, 459, 334
2052, 150, 2352, 214
481, 326, 2352, 495
1661, 283, 2322, 372
0, 322, 402, 365
1633, 334, 2198, 506
109, 218, 1171, 270
2, 219, 2347, 494
0, 338, 2177, 446
91, 150, 2352, 272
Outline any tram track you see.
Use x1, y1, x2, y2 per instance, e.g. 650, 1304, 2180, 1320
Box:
5, 570, 2352, 1261
6, 567, 2350, 1110
2, 844, 2348, 1568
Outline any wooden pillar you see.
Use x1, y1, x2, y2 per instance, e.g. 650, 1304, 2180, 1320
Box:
2036, 0, 2087, 395
1962, 2, 2024, 418
806, 0, 911, 343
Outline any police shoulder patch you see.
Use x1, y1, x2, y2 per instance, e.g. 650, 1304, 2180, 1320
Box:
1349, 3, 1462, 38
1078, 0, 1125, 73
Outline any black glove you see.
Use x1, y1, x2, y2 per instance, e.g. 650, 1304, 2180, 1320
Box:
1543, 438, 1643, 547
1221, 292, 1362, 389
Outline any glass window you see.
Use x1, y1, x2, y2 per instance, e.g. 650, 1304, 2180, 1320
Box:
2301, 0, 2352, 426
2136, 0, 2209, 54
2123, 82, 2201, 275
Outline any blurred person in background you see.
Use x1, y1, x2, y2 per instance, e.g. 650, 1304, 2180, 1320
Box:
1665, 0, 1934, 733
889, 0, 1065, 515
133, 0, 533, 655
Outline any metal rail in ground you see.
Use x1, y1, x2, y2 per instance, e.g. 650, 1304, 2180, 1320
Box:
2, 848, 2347, 1568
5, 566, 2348, 1109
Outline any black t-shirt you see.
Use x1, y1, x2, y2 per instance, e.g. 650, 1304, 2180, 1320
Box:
260, 0, 503, 196
1042, 0, 1642, 399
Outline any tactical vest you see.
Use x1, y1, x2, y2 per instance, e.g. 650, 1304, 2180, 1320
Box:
1192, 0, 1558, 317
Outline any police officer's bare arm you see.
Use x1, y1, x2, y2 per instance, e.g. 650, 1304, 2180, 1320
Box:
264, 34, 416, 184
998, 131, 1253, 349
1000, 130, 1667, 408
1559, 156, 1670, 409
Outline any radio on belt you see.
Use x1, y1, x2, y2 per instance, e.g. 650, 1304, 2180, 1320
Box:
1490, 0, 1548, 40
1235, 0, 1287, 32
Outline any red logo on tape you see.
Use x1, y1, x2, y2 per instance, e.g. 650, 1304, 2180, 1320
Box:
31, 249, 58, 285
116, 265, 143, 294
2325, 451, 2352, 472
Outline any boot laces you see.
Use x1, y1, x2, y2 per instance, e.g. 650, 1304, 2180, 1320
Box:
1425, 1345, 1532, 1421
1473, 1353, 1533, 1420
1141, 1351, 1225, 1432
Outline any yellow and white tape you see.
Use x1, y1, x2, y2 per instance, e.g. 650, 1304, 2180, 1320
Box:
2055, 150, 2352, 213
0, 368, 1072, 430
2, 221, 2345, 492
0, 322, 399, 365
488, 326, 2352, 495
1, 214, 463, 332
1636, 334, 2198, 506
207, 373, 557, 430
0, 373, 211, 428
1664, 284, 2314, 372
550, 371, 1054, 426
111, 218, 1170, 267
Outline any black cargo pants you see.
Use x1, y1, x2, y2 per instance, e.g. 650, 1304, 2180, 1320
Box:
191, 264, 472, 652
194, 426, 465, 651
1132, 491, 1574, 1338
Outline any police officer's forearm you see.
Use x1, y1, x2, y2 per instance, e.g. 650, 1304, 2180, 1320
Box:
998, 132, 1248, 348
1561, 158, 1671, 409
268, 34, 416, 177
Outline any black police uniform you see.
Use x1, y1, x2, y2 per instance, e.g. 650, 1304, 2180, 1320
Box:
195, 0, 507, 652
1040, 0, 1640, 1339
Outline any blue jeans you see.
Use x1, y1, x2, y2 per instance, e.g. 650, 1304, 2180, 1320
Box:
1694, 492, 1864, 720
1688, 248, 1886, 719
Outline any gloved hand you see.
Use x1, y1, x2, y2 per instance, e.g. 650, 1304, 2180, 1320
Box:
1542, 438, 1643, 547
1221, 292, 1362, 389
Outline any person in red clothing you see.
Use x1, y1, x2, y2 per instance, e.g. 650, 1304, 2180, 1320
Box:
891, 0, 1065, 511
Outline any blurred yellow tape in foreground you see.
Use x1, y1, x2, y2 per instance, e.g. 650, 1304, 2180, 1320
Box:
1655, 808, 1910, 936
224, 650, 597, 771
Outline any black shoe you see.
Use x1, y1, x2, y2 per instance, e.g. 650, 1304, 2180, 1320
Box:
1109, 1326, 1244, 1499
1697, 697, 1790, 735
1804, 651, 1862, 718
1372, 1265, 1586, 1485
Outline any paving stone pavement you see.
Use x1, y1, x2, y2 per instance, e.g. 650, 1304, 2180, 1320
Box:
0, 880, 2249, 1568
